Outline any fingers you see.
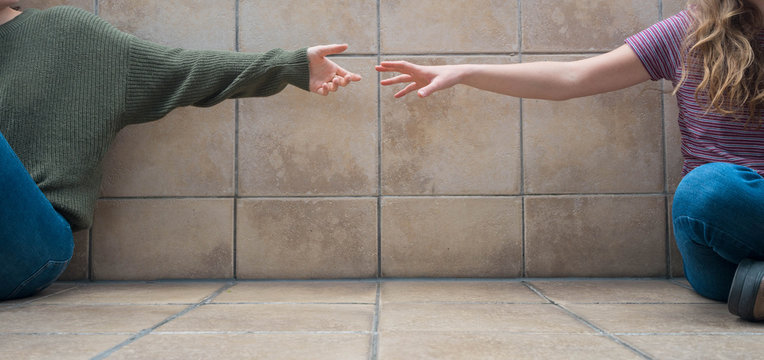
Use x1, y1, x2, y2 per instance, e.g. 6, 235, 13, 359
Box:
314, 43, 349, 57
380, 74, 414, 86
395, 82, 421, 98
375, 61, 416, 73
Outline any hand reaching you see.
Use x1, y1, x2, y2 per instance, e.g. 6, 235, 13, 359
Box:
375, 61, 462, 98
307, 44, 362, 96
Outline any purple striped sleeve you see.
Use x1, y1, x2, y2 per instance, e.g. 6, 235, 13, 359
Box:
625, 11, 690, 82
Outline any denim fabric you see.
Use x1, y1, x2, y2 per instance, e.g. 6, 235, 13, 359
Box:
673, 163, 764, 301
0, 131, 73, 300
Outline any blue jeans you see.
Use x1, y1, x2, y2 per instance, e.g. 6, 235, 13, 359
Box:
673, 162, 764, 301
0, 131, 73, 300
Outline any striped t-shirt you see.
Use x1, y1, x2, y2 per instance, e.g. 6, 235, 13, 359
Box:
625, 10, 764, 177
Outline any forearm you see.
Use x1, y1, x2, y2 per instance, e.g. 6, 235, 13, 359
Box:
458, 62, 582, 101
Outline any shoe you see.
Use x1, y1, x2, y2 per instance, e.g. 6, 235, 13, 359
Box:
728, 259, 764, 322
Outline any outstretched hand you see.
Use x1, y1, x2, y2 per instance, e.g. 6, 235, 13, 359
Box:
307, 44, 362, 96
375, 61, 461, 98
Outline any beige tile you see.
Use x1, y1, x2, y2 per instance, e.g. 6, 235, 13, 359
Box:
215, 281, 377, 303
665, 84, 683, 193
379, 303, 593, 333
112, 333, 369, 360
236, 198, 377, 279
0, 304, 185, 333
0, 334, 128, 360
523, 55, 663, 194
525, 196, 667, 277
381, 281, 545, 304
522, 0, 660, 52
0, 283, 77, 307
239, 0, 376, 54
668, 195, 685, 277
528, 280, 714, 304
622, 334, 764, 360
381, 197, 522, 277
58, 230, 89, 281
37, 282, 224, 305
101, 103, 235, 197
380, 0, 518, 53
663, 0, 688, 18
99, 0, 236, 50
158, 304, 374, 332
92, 199, 234, 280
238, 58, 377, 196
18, 0, 93, 11
381, 56, 521, 195
380, 332, 642, 360
566, 303, 764, 334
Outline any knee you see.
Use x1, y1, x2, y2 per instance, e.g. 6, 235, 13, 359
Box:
672, 162, 756, 221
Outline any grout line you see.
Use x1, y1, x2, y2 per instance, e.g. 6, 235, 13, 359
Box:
89, 282, 235, 360
517, 0, 526, 279
96, 192, 670, 200
376, 0, 383, 279
93, 0, 98, 15
368, 280, 381, 360
522, 282, 654, 360
232, 0, 240, 280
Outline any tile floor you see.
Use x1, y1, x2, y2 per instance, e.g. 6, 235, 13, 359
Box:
1, 279, 763, 359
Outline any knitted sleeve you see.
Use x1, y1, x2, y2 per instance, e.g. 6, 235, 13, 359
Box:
123, 37, 310, 125
624, 11, 691, 82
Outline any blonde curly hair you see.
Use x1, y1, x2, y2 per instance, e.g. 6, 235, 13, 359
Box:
677, 0, 763, 125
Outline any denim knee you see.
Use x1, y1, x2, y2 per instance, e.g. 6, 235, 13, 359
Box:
672, 162, 758, 222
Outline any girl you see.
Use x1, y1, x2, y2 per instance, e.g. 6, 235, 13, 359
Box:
377, 0, 764, 321
0, 1, 361, 300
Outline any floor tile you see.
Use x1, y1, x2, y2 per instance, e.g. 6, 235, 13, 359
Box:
0, 334, 129, 360
528, 279, 715, 304
110, 333, 370, 360
566, 303, 764, 334
621, 334, 764, 360
0, 305, 186, 333
214, 281, 377, 304
379, 303, 593, 333
0, 283, 77, 307
35, 282, 224, 305
379, 332, 642, 360
158, 304, 374, 332
381, 281, 545, 304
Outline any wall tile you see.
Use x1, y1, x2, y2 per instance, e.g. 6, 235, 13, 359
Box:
91, 199, 234, 280
236, 198, 377, 279
381, 197, 522, 277
381, 56, 521, 195
18, 0, 93, 11
664, 85, 683, 193
380, 0, 518, 53
668, 195, 684, 277
99, 0, 236, 50
663, 0, 688, 18
522, 55, 664, 194
58, 230, 89, 281
101, 103, 235, 197
238, 58, 377, 196
522, 0, 660, 52
525, 196, 666, 277
239, 0, 376, 54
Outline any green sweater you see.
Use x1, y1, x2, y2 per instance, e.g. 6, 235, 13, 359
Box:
0, 7, 310, 231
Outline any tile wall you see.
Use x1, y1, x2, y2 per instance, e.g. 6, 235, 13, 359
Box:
16, 0, 688, 280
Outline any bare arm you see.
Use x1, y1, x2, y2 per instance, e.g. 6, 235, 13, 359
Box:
376, 44, 651, 100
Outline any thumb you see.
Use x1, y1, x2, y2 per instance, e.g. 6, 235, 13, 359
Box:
314, 44, 349, 57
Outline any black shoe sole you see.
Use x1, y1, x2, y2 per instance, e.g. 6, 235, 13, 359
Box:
729, 259, 764, 322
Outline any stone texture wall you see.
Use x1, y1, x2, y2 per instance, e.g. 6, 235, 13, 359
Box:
17, 0, 687, 280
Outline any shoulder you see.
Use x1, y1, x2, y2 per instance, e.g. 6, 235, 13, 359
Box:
33, 6, 125, 39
